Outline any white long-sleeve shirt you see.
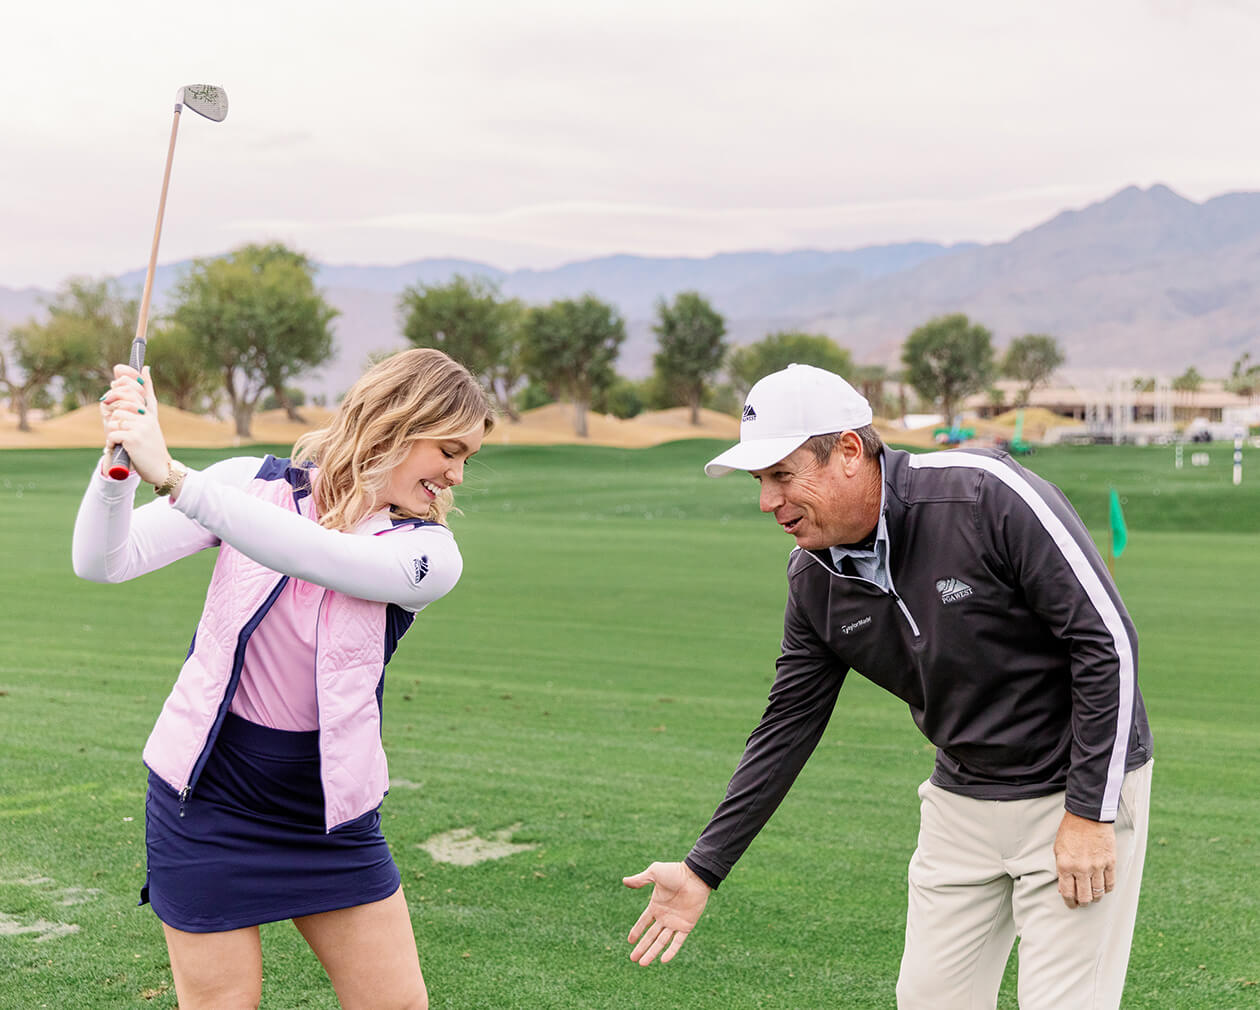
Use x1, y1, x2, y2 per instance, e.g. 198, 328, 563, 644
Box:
72, 457, 463, 729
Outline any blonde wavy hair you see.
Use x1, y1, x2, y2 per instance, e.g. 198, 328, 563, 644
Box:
292, 348, 495, 530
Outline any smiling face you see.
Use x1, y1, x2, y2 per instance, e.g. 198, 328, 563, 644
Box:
749, 434, 881, 549
378, 431, 484, 515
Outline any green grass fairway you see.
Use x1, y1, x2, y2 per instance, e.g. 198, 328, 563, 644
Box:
1, 441, 1257, 1008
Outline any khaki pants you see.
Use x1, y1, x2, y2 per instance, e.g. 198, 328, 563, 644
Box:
896, 761, 1152, 1010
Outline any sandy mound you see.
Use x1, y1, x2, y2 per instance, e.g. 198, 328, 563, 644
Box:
6, 400, 1080, 453
0, 404, 236, 450
993, 407, 1084, 441
886, 419, 1016, 449
1, 401, 745, 451
0, 404, 340, 451
486, 402, 739, 449
882, 408, 1085, 449
248, 407, 337, 445
631, 406, 741, 437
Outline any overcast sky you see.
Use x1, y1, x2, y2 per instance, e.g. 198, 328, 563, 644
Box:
3, 0, 1256, 289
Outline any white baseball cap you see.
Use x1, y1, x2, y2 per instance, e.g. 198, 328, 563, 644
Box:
705, 363, 873, 477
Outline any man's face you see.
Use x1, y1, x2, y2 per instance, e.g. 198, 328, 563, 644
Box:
749, 443, 874, 549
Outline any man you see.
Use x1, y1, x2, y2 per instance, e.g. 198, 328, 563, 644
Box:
623, 364, 1152, 1009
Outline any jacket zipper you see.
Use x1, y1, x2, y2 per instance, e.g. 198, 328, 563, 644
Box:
874, 523, 922, 638
810, 549, 923, 639
883, 567, 921, 638
890, 593, 921, 637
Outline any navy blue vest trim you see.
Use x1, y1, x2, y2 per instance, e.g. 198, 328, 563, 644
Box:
384, 603, 416, 667
254, 455, 314, 505
389, 515, 444, 529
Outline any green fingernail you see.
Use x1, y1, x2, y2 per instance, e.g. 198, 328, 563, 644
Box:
137, 377, 145, 385
138, 408, 146, 415
99, 394, 107, 401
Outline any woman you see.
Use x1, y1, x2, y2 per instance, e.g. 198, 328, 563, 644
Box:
72, 348, 494, 1010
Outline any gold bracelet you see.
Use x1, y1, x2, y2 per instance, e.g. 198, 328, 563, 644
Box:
154, 459, 189, 498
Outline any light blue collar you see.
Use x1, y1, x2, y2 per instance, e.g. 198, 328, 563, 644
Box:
829, 455, 889, 589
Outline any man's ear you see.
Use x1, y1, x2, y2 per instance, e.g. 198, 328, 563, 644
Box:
838, 431, 866, 476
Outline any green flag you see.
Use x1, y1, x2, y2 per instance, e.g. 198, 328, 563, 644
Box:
1109, 488, 1127, 559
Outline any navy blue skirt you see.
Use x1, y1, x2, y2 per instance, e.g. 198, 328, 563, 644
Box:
143, 713, 401, 932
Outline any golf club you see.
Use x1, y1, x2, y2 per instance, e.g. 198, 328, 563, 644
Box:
107, 84, 229, 480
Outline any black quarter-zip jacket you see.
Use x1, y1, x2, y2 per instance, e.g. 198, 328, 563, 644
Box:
687, 448, 1152, 886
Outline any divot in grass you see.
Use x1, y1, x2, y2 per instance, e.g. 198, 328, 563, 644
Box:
2, 873, 101, 907
0, 912, 80, 942
418, 822, 538, 866
54, 885, 101, 906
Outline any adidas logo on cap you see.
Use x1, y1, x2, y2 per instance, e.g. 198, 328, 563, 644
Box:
704, 364, 873, 477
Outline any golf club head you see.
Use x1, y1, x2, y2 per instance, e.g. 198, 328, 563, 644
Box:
176, 84, 229, 122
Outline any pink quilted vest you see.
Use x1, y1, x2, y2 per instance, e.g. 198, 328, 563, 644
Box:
142, 471, 397, 831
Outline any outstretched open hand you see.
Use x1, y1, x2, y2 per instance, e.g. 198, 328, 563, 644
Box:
622, 861, 711, 966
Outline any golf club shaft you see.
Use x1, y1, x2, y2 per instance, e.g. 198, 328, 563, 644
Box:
107, 105, 183, 481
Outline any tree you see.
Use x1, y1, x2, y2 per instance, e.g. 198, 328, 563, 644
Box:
727, 331, 854, 400
52, 279, 139, 406
30, 278, 139, 408
399, 274, 523, 421
1226, 352, 1260, 399
0, 277, 141, 429
591, 375, 646, 419
520, 295, 625, 437
172, 243, 337, 437
1001, 333, 1065, 406
1171, 366, 1203, 394
901, 313, 995, 423
145, 319, 221, 413
651, 292, 728, 425
262, 386, 307, 411
851, 363, 891, 418
489, 299, 528, 423
0, 323, 63, 431
1130, 376, 1156, 394
516, 381, 554, 413
250, 244, 333, 423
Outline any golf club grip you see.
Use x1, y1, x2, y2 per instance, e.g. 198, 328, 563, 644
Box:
105, 339, 148, 480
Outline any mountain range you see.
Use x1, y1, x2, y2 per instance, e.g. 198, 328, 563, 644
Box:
2, 184, 1256, 401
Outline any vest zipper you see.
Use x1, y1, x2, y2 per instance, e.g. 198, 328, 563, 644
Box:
313, 589, 331, 834
178, 574, 291, 814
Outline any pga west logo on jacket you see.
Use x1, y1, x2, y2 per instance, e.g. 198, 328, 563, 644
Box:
936, 577, 974, 604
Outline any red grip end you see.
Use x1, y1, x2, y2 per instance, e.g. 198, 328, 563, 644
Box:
107, 465, 131, 480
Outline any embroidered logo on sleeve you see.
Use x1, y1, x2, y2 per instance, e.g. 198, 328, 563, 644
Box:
413, 556, 430, 584
936, 577, 974, 604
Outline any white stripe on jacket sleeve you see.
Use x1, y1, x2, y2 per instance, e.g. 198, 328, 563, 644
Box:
908, 451, 1135, 820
